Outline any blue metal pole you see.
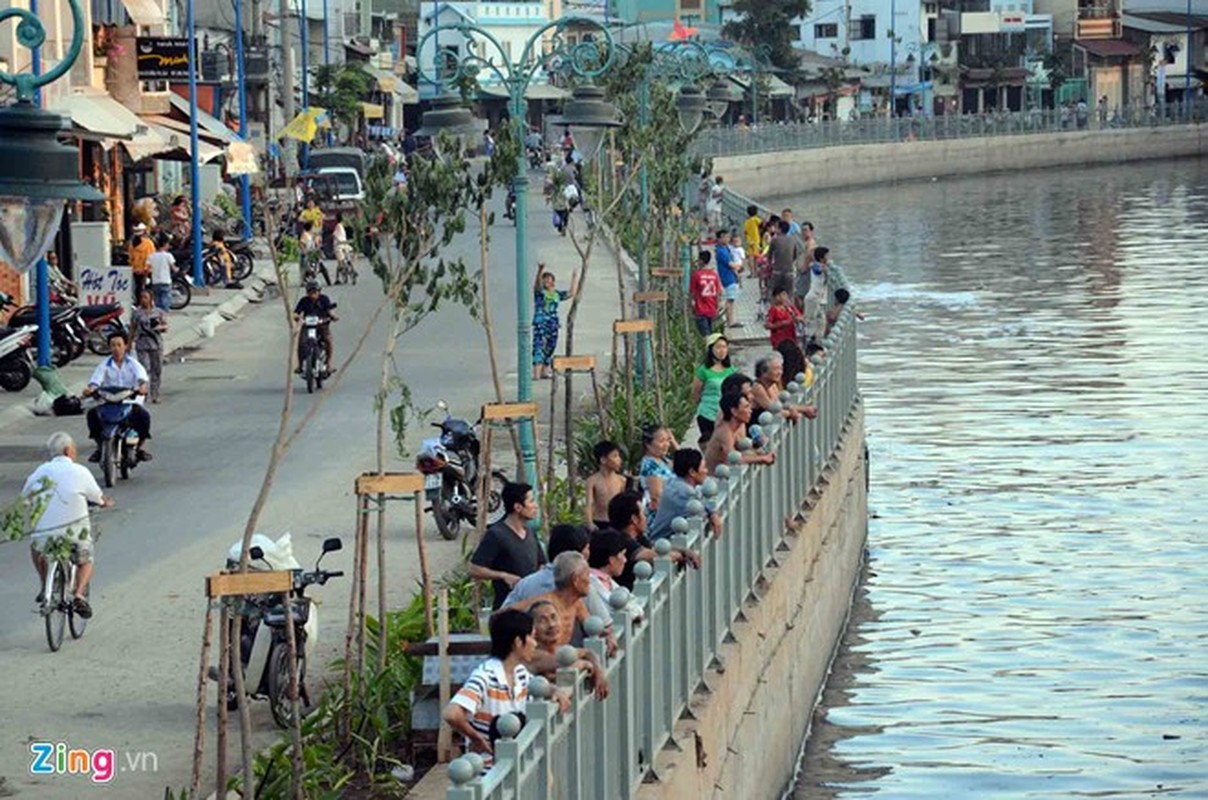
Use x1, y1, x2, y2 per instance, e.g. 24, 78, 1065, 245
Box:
235, 0, 253, 237
636, 77, 651, 382
323, 0, 332, 146
889, 0, 897, 120
511, 84, 537, 491
31, 0, 52, 368
187, 0, 204, 286
300, 0, 310, 167
1187, 0, 1194, 119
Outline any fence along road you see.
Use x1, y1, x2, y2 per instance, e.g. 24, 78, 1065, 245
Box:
443, 189, 860, 799
695, 99, 1208, 158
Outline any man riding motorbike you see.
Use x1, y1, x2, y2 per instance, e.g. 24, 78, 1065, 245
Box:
82, 332, 153, 463
22, 431, 114, 619
293, 281, 337, 375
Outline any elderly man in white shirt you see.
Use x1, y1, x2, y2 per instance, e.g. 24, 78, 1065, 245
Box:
22, 432, 113, 618
82, 332, 153, 462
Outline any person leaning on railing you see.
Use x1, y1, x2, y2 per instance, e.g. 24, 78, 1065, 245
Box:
442, 608, 570, 766
704, 391, 776, 473
609, 491, 701, 590
526, 599, 609, 701
649, 449, 723, 541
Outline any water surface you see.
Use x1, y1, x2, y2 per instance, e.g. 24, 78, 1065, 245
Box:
783, 159, 1208, 799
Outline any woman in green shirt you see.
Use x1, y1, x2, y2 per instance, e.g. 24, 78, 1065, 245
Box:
691, 333, 736, 444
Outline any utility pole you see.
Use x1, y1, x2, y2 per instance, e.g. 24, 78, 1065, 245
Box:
280, 0, 297, 169
362, 0, 372, 40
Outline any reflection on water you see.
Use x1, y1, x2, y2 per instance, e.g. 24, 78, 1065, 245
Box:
786, 159, 1208, 799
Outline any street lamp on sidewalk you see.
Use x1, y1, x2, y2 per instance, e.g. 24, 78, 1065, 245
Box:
415, 17, 621, 494
0, 0, 105, 370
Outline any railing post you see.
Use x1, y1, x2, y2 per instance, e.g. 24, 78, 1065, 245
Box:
584, 617, 610, 799
609, 591, 637, 798
557, 663, 583, 798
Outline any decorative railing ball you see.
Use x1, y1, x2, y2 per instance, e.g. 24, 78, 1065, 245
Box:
795, 372, 808, 385
497, 713, 523, 739
609, 587, 632, 609
449, 756, 479, 784
758, 411, 775, 427
556, 644, 580, 668
727, 450, 743, 465
654, 538, 673, 556
713, 463, 731, 480
466, 752, 486, 775
768, 401, 783, 414
736, 437, 753, 452
700, 477, 719, 498
583, 615, 607, 638
529, 675, 554, 699
634, 560, 654, 580
685, 498, 705, 518
779, 389, 794, 404
670, 516, 690, 535
748, 424, 762, 439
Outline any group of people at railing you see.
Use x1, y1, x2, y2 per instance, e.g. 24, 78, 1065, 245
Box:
440, 184, 854, 780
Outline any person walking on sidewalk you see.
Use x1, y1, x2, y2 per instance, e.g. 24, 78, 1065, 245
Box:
128, 223, 154, 298
131, 290, 167, 403
690, 250, 721, 337
148, 234, 176, 312
690, 333, 736, 444
714, 231, 742, 329
532, 263, 577, 380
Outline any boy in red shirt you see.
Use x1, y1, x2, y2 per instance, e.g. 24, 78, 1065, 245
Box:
765, 287, 802, 348
690, 250, 722, 337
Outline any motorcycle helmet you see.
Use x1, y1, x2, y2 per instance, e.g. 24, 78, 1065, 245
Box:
305, 280, 321, 293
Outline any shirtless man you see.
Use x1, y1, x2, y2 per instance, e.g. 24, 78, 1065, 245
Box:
705, 391, 776, 472
526, 599, 610, 700
585, 440, 628, 529
508, 551, 592, 648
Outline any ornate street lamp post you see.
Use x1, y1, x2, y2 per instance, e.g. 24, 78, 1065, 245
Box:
0, 0, 105, 369
415, 17, 621, 494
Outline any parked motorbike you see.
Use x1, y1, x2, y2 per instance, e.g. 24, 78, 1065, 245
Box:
0, 291, 86, 367
80, 302, 128, 356
90, 386, 143, 488
209, 533, 344, 728
415, 400, 508, 540
298, 310, 334, 394
0, 323, 37, 392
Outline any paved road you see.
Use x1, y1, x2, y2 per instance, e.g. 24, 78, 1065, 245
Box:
0, 196, 624, 799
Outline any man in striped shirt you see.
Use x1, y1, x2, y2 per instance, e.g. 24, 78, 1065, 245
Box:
443, 610, 571, 764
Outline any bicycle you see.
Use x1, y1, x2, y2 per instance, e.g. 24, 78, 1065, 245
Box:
37, 534, 92, 652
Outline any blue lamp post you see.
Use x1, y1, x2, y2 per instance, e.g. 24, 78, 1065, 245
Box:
300, 0, 310, 167
235, 0, 253, 236
415, 18, 621, 493
186, 0, 204, 286
0, 0, 104, 369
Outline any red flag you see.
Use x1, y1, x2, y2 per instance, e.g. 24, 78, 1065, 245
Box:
670, 18, 698, 41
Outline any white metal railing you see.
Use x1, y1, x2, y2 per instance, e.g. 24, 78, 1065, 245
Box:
445, 225, 860, 799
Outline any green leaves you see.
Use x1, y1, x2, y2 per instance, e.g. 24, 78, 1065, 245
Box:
722, 0, 813, 73
312, 63, 375, 132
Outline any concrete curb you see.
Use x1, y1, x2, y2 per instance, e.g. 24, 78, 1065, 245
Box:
0, 260, 279, 434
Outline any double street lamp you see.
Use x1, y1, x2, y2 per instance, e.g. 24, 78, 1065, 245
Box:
0, 0, 105, 369
414, 17, 623, 492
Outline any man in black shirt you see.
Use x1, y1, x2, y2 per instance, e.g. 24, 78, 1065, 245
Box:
470, 481, 545, 609
293, 281, 337, 373
607, 491, 700, 590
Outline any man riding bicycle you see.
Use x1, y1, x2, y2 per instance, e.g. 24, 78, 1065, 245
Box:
293, 281, 337, 374
82, 331, 153, 462
22, 432, 113, 619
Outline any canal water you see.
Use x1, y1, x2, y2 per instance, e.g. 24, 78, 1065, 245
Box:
783, 158, 1208, 799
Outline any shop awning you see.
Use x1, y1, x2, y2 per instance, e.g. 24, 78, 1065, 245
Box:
50, 93, 144, 144
728, 73, 795, 98
140, 116, 227, 162
396, 81, 419, 105
167, 93, 242, 144
477, 82, 570, 101
366, 66, 397, 93
361, 102, 385, 120
121, 121, 179, 161
120, 0, 165, 26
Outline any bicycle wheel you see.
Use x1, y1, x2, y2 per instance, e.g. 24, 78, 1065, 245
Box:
69, 580, 89, 639
44, 563, 66, 652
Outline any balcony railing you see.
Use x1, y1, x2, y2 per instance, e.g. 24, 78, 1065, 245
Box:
444, 214, 861, 799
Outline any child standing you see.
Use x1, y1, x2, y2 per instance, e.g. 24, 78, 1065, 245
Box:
148, 234, 176, 312
532, 262, 578, 379
585, 440, 629, 529
690, 250, 722, 337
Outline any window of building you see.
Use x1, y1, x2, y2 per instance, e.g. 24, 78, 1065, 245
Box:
853, 15, 876, 40
815, 23, 838, 39
679, 0, 702, 12
791, 24, 802, 41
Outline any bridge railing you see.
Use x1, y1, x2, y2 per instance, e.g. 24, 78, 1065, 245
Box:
445, 224, 860, 800
695, 99, 1208, 157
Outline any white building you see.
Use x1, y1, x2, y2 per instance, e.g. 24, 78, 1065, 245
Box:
416, 1, 554, 100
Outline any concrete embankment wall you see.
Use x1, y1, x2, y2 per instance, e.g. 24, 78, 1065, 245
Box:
716, 124, 1206, 196
639, 404, 868, 800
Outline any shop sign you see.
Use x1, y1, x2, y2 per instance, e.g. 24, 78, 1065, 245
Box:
136, 37, 191, 80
